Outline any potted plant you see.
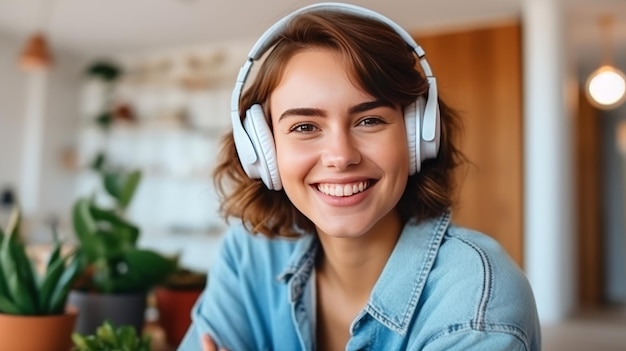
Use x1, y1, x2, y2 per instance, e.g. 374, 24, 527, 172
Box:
69, 165, 177, 336
0, 206, 83, 351
72, 320, 151, 351
153, 266, 207, 347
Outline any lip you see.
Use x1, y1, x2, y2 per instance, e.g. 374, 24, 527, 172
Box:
311, 178, 377, 206
312, 176, 374, 185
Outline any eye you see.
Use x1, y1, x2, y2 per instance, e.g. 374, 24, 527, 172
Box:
357, 117, 385, 127
290, 123, 319, 133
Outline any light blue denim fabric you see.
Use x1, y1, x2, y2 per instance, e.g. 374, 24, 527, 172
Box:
178, 211, 541, 350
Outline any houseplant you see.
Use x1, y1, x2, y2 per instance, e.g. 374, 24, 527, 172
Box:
0, 206, 83, 351
72, 320, 151, 351
69, 164, 177, 335
154, 266, 207, 347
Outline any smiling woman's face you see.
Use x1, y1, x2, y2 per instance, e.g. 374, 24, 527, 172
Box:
269, 48, 410, 239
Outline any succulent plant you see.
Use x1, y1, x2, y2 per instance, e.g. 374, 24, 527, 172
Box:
72, 167, 177, 294
72, 320, 151, 351
0, 206, 83, 315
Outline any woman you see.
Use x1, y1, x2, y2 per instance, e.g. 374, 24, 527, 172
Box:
179, 3, 541, 350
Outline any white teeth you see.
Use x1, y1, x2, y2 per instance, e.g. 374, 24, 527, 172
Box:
317, 181, 369, 197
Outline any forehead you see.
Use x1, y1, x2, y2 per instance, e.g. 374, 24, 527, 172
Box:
269, 49, 372, 110
272, 45, 367, 89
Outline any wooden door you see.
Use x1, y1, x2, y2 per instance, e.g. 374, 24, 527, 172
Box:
414, 22, 524, 265
575, 89, 602, 306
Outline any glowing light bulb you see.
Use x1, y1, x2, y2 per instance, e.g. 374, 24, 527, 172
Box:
586, 65, 626, 109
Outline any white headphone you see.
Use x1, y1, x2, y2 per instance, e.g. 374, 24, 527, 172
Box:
231, 2, 441, 191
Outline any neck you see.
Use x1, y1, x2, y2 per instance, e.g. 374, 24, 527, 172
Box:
316, 211, 403, 300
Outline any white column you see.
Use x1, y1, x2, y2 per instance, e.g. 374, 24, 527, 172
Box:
523, 0, 575, 325
20, 71, 48, 219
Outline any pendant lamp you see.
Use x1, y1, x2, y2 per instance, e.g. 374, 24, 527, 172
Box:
18, 0, 56, 72
19, 31, 53, 71
585, 15, 626, 110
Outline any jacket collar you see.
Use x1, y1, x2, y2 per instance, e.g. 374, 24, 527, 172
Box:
366, 210, 451, 335
276, 210, 452, 325
276, 233, 318, 302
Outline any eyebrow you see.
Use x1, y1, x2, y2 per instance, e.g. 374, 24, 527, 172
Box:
348, 100, 395, 114
278, 100, 395, 121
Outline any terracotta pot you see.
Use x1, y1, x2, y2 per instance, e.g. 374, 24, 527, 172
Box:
0, 310, 77, 351
154, 287, 202, 347
68, 290, 147, 335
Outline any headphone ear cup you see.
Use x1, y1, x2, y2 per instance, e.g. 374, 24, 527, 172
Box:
404, 100, 418, 175
419, 97, 440, 164
243, 104, 282, 190
406, 96, 433, 174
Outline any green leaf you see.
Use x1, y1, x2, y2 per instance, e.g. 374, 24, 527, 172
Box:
0, 294, 21, 314
102, 169, 142, 209
89, 206, 140, 246
12, 240, 40, 312
96, 320, 117, 346
140, 334, 152, 351
117, 170, 142, 210
0, 276, 10, 307
90, 152, 106, 172
104, 249, 177, 293
38, 253, 65, 312
121, 249, 177, 291
48, 253, 83, 314
0, 243, 10, 304
71, 333, 100, 351
103, 171, 122, 201
0, 221, 21, 314
86, 61, 121, 82
45, 240, 62, 273
38, 239, 63, 306
0, 239, 34, 314
4, 206, 21, 239
95, 112, 113, 129
79, 230, 117, 264
73, 198, 98, 243
72, 320, 151, 351
116, 325, 138, 348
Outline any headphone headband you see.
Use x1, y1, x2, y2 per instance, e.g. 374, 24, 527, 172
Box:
248, 3, 425, 62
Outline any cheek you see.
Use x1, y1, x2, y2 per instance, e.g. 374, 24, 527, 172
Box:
394, 145, 411, 172
275, 139, 315, 182
371, 134, 410, 173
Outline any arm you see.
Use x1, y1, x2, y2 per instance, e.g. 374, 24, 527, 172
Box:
420, 329, 532, 351
177, 227, 257, 351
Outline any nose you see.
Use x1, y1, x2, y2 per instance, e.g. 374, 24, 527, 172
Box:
320, 130, 361, 170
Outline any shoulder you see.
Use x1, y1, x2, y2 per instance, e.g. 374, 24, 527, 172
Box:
440, 226, 517, 272
415, 225, 540, 349
434, 225, 537, 312
437, 225, 530, 297
216, 222, 308, 277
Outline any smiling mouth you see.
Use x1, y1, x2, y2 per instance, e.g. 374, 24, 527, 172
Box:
316, 180, 371, 197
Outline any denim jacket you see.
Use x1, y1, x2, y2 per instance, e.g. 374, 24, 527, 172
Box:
179, 211, 541, 350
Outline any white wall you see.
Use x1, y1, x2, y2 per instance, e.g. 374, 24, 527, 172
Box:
0, 29, 87, 242
0, 32, 27, 198
34, 50, 87, 241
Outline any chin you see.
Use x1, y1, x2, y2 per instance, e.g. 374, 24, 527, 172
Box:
316, 222, 372, 239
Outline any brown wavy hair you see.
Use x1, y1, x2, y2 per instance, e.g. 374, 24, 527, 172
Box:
213, 10, 465, 237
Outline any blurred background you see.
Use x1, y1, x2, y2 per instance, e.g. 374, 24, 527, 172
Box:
1, 0, 626, 349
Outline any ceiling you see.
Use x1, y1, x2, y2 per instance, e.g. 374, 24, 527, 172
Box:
1, 0, 626, 76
